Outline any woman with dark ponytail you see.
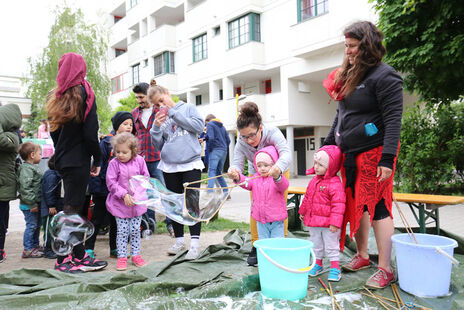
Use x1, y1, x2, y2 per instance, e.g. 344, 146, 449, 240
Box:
227, 102, 291, 266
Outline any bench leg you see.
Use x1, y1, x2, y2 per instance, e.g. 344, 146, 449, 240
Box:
418, 204, 426, 233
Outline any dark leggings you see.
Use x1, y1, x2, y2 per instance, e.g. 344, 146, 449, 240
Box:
163, 169, 202, 237
0, 201, 9, 249
363, 199, 390, 221
85, 195, 117, 251
57, 166, 91, 264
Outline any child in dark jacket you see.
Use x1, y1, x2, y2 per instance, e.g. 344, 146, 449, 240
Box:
40, 155, 63, 259
299, 145, 346, 282
17, 142, 44, 258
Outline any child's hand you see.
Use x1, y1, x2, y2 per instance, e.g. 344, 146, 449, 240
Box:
49, 207, 57, 215
30, 206, 39, 213
227, 167, 240, 181
299, 214, 304, 221
124, 194, 135, 207
329, 225, 338, 233
267, 165, 282, 179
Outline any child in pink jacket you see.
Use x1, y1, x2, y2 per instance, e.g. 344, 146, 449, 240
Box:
231, 145, 289, 239
299, 145, 346, 282
106, 132, 150, 271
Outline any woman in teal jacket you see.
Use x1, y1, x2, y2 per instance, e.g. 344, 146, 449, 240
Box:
0, 103, 22, 263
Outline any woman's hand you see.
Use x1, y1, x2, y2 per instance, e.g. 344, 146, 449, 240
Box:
90, 166, 100, 177
377, 166, 392, 182
329, 225, 339, 233
227, 167, 240, 181
267, 165, 282, 179
124, 194, 135, 207
299, 214, 304, 221
154, 110, 167, 127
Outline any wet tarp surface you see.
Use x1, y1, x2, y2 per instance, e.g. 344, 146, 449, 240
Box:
1, 229, 464, 309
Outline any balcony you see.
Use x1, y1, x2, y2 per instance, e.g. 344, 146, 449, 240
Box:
109, 15, 128, 47
224, 41, 265, 73
147, 25, 177, 56
109, 53, 128, 77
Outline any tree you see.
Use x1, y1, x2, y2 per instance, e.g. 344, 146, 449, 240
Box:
114, 93, 138, 113
372, 0, 464, 104
24, 6, 111, 134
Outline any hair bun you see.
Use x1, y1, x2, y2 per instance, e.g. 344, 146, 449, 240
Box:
240, 102, 259, 116
150, 78, 157, 87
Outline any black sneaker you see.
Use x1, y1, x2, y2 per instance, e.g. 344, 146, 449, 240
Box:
0, 249, 5, 263
73, 253, 108, 272
54, 256, 84, 274
247, 246, 258, 266
43, 249, 58, 259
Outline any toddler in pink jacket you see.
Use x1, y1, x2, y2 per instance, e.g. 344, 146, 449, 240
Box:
299, 145, 346, 282
231, 145, 289, 239
106, 133, 150, 271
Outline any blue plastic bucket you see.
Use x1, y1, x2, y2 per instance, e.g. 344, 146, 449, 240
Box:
391, 233, 458, 297
254, 238, 314, 300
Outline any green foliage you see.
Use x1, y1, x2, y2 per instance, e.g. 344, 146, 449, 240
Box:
24, 6, 111, 133
114, 93, 138, 113
395, 99, 464, 194
372, 0, 464, 104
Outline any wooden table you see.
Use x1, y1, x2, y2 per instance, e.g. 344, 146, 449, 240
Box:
393, 193, 464, 234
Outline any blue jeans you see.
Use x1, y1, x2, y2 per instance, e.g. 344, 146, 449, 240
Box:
207, 149, 228, 194
257, 221, 285, 239
21, 209, 40, 250
145, 161, 171, 225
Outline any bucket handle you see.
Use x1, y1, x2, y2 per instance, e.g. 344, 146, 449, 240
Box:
435, 247, 459, 266
257, 247, 316, 274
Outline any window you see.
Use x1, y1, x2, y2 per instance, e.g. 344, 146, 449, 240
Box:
115, 48, 126, 58
219, 89, 223, 100
132, 64, 140, 85
298, 0, 328, 22
265, 79, 272, 94
228, 13, 260, 49
111, 75, 123, 94
130, 0, 138, 8
192, 34, 207, 62
154, 52, 175, 76
195, 95, 202, 106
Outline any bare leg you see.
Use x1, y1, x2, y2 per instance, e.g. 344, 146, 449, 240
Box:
372, 216, 394, 273
354, 211, 370, 259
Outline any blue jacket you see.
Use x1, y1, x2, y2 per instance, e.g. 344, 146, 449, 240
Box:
88, 132, 114, 196
206, 120, 230, 153
40, 169, 63, 217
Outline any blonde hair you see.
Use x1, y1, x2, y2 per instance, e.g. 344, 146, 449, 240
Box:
147, 78, 169, 103
111, 132, 139, 160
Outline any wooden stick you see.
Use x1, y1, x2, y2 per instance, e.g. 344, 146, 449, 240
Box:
318, 278, 342, 310
391, 283, 401, 310
359, 292, 397, 304
328, 282, 335, 310
360, 292, 398, 310
391, 284, 405, 308
363, 287, 395, 310
393, 197, 418, 244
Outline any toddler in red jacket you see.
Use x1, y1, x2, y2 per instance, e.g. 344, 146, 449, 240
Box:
299, 145, 346, 282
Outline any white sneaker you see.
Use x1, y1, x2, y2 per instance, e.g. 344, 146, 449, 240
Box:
185, 247, 200, 260
167, 242, 185, 255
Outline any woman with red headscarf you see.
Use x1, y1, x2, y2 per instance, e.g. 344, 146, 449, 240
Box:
47, 53, 107, 273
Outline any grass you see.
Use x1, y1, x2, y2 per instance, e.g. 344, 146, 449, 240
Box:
156, 217, 249, 234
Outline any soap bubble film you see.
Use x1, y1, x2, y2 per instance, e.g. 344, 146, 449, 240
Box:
49, 212, 95, 255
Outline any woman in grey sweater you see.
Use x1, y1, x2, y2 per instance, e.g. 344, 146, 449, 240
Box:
228, 102, 292, 266
149, 79, 205, 260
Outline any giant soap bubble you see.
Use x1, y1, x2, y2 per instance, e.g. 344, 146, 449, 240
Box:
49, 212, 94, 255
130, 175, 227, 225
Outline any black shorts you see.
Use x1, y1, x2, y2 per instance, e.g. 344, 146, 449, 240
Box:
60, 165, 90, 213
363, 199, 390, 221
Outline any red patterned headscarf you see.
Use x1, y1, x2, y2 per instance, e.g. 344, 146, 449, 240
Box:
55, 53, 95, 121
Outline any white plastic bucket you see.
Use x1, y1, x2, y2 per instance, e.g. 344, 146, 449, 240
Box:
391, 233, 458, 297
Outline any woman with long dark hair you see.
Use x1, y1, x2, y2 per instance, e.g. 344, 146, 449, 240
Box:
323, 21, 403, 289
47, 53, 107, 273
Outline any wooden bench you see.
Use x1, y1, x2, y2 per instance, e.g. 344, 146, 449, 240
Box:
393, 193, 464, 234
287, 187, 464, 234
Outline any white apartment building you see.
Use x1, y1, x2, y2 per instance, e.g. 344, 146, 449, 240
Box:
106, 0, 411, 176
0, 75, 31, 118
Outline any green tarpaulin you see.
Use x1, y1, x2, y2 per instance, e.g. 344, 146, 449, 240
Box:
1, 229, 463, 309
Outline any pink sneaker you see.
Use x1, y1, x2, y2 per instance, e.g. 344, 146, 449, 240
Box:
117, 257, 127, 271
365, 267, 395, 289
342, 254, 370, 271
131, 255, 146, 267
54, 256, 83, 274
